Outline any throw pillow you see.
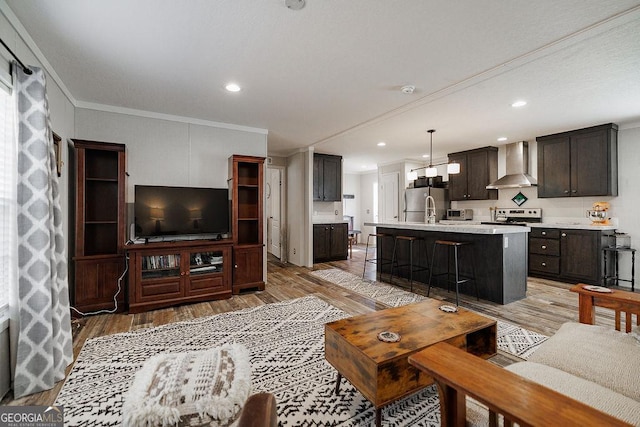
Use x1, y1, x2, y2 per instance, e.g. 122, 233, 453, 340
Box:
122, 343, 251, 426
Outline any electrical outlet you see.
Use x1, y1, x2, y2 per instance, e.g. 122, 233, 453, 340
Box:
335, 210, 338, 215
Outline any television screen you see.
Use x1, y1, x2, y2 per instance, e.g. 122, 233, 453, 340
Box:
134, 185, 229, 238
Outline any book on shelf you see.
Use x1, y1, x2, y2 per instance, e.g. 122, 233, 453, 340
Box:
142, 254, 180, 270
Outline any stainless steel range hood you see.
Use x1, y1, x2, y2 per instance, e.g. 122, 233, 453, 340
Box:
486, 141, 537, 189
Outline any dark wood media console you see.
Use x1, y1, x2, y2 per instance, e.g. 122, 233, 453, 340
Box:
127, 239, 233, 313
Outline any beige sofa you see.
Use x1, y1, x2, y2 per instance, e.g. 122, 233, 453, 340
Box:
408, 285, 640, 426
506, 322, 640, 425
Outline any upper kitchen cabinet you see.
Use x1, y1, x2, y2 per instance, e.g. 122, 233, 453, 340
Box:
448, 147, 498, 201
536, 123, 618, 198
313, 153, 342, 202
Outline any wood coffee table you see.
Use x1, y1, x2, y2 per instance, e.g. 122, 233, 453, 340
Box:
324, 298, 496, 426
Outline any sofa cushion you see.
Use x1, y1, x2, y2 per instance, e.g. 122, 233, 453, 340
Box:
507, 361, 640, 425
122, 343, 251, 427
527, 322, 640, 402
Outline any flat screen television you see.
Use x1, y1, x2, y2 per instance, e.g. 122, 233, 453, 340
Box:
134, 185, 229, 239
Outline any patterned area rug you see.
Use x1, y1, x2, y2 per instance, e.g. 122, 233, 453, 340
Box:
310, 268, 547, 359
56, 296, 441, 426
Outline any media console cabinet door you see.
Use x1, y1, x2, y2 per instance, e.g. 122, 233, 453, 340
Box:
233, 246, 264, 292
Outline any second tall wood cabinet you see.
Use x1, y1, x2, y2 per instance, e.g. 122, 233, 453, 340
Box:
536, 123, 618, 198
71, 139, 126, 313
447, 147, 498, 201
229, 155, 265, 293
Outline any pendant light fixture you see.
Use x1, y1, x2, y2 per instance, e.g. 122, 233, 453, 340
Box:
424, 129, 438, 177
407, 129, 461, 181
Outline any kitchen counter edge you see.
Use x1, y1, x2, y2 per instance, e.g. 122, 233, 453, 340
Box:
364, 222, 529, 235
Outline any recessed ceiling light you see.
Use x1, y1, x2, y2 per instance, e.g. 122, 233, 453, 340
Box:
497, 137, 508, 142
361, 165, 368, 169
422, 154, 430, 158
225, 83, 241, 92
377, 142, 386, 147
511, 100, 527, 108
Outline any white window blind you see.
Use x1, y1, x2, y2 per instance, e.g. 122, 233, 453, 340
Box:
0, 83, 16, 318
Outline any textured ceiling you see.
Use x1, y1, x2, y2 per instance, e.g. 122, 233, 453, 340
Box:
5, 0, 640, 172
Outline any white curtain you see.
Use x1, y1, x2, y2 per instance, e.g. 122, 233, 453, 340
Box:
10, 63, 73, 398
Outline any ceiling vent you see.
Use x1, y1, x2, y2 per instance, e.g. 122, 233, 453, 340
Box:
486, 141, 537, 189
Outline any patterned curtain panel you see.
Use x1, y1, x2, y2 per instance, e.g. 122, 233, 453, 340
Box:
12, 64, 72, 398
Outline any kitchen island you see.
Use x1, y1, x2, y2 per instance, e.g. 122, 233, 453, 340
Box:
365, 222, 530, 304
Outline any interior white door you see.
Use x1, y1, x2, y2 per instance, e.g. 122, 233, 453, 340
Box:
380, 172, 399, 223
267, 168, 281, 258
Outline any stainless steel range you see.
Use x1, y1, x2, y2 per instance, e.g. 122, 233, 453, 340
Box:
482, 208, 542, 225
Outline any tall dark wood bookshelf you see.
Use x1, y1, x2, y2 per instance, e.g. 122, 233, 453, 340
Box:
71, 139, 126, 313
228, 155, 265, 293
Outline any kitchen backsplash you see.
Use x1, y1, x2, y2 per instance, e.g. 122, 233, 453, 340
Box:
313, 201, 344, 223
452, 186, 619, 226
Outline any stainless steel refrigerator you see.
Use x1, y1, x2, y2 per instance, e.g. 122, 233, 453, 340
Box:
403, 187, 449, 222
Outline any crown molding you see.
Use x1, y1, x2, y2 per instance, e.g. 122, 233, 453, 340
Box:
75, 101, 268, 135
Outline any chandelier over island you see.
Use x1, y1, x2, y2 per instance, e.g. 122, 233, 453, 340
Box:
407, 129, 460, 180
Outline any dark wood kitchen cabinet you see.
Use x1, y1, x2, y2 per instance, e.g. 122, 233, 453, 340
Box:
313, 153, 342, 201
448, 147, 498, 201
536, 123, 618, 198
313, 223, 348, 262
529, 227, 612, 285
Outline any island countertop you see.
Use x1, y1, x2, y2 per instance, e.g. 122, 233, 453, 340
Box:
364, 221, 529, 235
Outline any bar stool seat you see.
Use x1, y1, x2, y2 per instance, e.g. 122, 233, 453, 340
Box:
363, 233, 393, 281
428, 239, 479, 306
389, 235, 429, 292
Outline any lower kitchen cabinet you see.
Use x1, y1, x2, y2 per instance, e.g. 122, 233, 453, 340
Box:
313, 223, 348, 262
529, 228, 612, 285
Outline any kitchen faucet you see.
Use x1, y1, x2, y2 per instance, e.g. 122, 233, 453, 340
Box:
425, 195, 436, 224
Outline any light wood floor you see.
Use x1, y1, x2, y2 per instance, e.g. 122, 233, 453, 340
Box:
2, 244, 620, 406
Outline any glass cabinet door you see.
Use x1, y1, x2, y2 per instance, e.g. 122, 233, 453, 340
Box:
141, 253, 181, 279
189, 250, 224, 276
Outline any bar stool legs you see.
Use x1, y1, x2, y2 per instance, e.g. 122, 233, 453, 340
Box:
428, 240, 479, 306
363, 233, 393, 281
389, 235, 428, 292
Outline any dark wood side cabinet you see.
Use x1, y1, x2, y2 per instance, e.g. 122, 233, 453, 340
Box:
313, 153, 342, 201
529, 227, 612, 285
313, 223, 348, 262
70, 139, 126, 313
447, 147, 498, 201
127, 240, 232, 313
536, 123, 618, 198
229, 155, 265, 293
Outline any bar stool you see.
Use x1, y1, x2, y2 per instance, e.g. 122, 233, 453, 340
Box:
389, 235, 429, 292
362, 233, 393, 281
428, 240, 479, 306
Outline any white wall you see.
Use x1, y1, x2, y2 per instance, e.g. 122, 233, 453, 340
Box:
286, 150, 312, 267
359, 171, 378, 240
74, 108, 267, 201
